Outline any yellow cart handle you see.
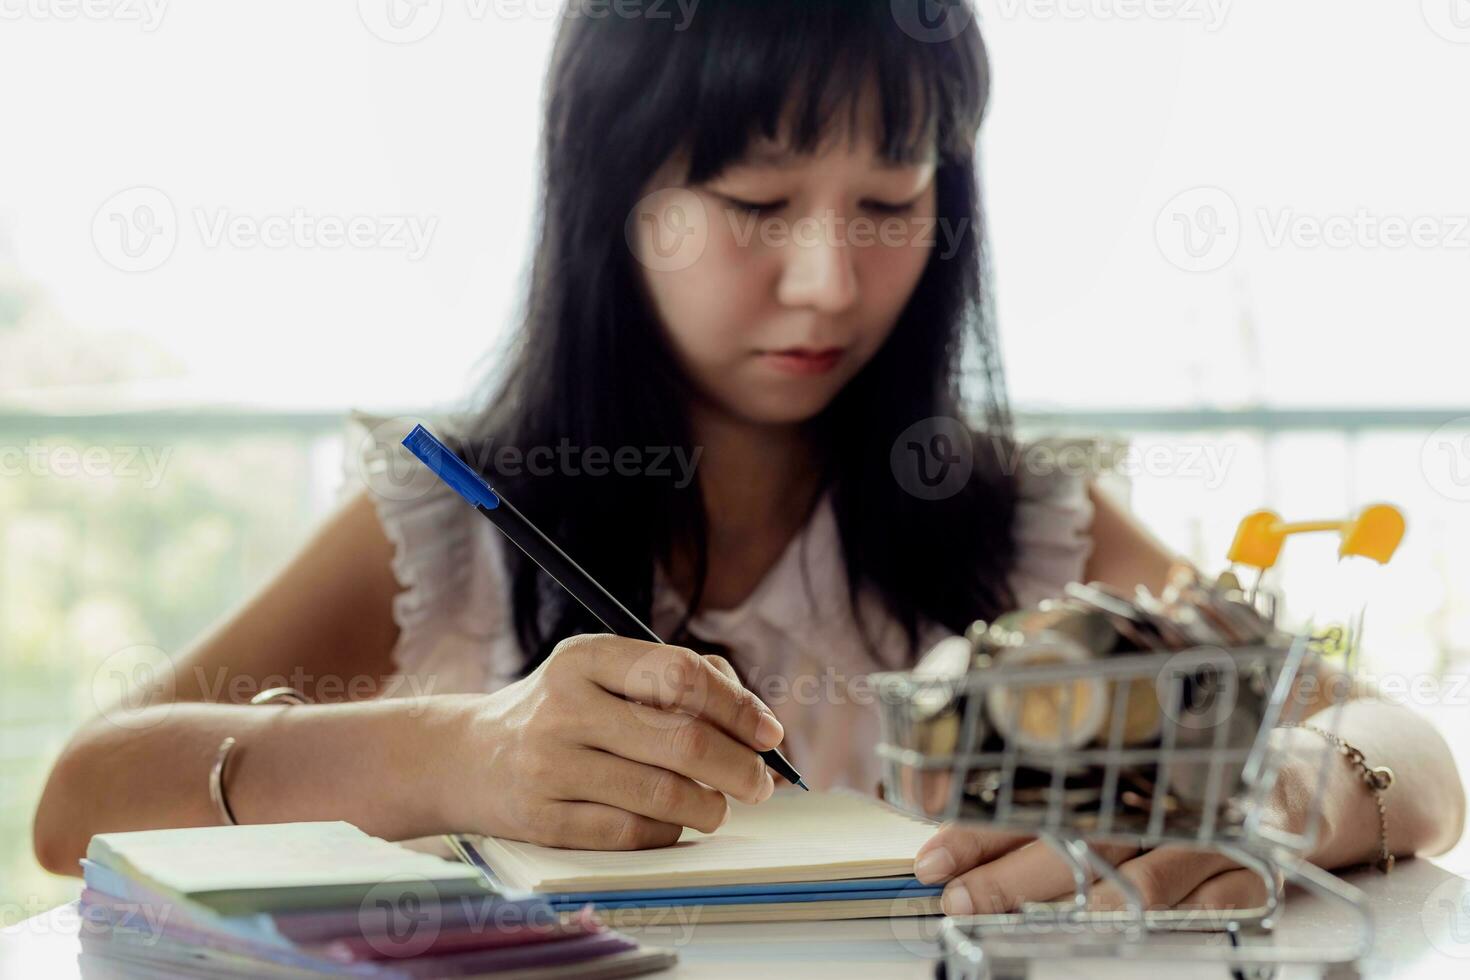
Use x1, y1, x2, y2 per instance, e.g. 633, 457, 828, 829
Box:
1227, 504, 1406, 572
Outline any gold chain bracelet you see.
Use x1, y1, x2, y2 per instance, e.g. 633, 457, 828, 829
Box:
209, 687, 310, 826
1282, 722, 1396, 873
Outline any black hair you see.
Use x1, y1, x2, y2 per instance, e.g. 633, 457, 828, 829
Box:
451, 0, 1018, 673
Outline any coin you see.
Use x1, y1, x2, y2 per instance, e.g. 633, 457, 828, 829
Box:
984, 633, 1109, 753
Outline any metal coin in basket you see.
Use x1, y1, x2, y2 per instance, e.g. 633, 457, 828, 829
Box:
874, 503, 1409, 979
877, 635, 1372, 979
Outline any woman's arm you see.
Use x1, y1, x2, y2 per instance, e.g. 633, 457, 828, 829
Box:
34, 491, 784, 875
32, 490, 432, 872
915, 481, 1466, 913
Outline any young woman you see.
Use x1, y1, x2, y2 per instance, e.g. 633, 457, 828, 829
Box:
35, 0, 1463, 917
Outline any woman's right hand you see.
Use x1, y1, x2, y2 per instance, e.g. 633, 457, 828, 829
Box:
446, 634, 785, 849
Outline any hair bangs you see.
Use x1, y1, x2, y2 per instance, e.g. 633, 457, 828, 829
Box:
678, 0, 988, 183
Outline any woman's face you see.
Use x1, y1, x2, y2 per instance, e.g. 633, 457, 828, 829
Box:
631, 113, 939, 428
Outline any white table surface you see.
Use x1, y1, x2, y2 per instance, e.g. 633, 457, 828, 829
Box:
4, 859, 1468, 979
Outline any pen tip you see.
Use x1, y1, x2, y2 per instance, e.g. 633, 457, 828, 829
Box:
796, 779, 811, 791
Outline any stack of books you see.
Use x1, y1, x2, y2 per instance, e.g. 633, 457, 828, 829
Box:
76, 821, 675, 978
459, 791, 945, 925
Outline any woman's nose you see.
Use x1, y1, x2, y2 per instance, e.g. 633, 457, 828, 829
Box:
775, 214, 859, 315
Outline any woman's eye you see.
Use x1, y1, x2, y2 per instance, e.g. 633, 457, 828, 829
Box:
863, 198, 919, 216
719, 194, 787, 215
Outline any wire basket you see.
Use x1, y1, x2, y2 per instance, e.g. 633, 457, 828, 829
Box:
874, 632, 1373, 978
874, 493, 1423, 979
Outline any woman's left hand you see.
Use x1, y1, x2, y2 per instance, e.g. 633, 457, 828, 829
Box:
913, 737, 1319, 915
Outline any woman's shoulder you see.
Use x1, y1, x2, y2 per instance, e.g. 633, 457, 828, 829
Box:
342, 410, 522, 688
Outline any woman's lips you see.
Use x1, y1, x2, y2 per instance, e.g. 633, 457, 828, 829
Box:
757, 347, 845, 376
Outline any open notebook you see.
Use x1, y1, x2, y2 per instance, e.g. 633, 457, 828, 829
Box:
461, 790, 944, 924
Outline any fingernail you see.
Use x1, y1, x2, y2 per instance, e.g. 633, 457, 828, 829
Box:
942, 883, 974, 916
914, 847, 956, 883
755, 712, 783, 749
757, 771, 775, 802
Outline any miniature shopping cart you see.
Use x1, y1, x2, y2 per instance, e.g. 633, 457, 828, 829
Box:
873, 504, 1406, 980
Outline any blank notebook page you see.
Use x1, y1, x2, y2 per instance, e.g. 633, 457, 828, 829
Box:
469, 791, 938, 892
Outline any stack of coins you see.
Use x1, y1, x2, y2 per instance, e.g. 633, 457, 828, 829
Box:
903, 564, 1287, 832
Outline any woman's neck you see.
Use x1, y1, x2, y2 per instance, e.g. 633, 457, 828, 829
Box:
664, 400, 825, 611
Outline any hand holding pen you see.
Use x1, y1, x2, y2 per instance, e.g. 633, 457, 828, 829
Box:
402, 424, 806, 849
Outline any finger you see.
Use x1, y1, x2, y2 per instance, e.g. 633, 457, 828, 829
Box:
939, 838, 1141, 915
914, 822, 1032, 884
567, 637, 784, 752
1088, 846, 1240, 911
558, 749, 730, 834
1176, 867, 1276, 911
528, 801, 684, 850
592, 698, 775, 805
705, 654, 739, 684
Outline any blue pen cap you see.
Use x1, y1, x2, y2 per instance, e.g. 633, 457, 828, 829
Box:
401, 425, 500, 510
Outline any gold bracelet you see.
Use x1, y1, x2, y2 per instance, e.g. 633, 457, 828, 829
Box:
209, 687, 311, 826
1284, 722, 1396, 873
